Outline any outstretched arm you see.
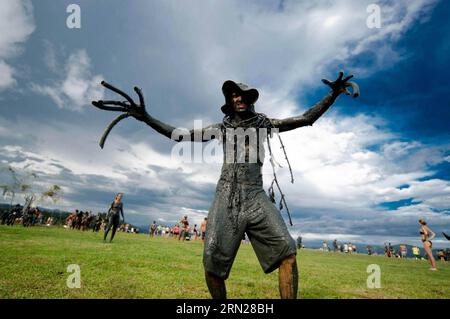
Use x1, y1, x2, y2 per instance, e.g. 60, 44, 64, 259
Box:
92, 81, 221, 148
270, 72, 359, 133
139, 113, 221, 143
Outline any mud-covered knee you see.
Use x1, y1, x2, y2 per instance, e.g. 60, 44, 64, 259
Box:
282, 254, 296, 266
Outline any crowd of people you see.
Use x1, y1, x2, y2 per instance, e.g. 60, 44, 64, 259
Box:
148, 216, 208, 241
1, 204, 56, 227
3, 203, 449, 266
317, 227, 450, 267
64, 209, 140, 234
383, 242, 411, 258
320, 240, 359, 254
65, 210, 107, 232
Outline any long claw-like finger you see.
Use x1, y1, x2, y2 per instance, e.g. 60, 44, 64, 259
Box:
343, 74, 354, 82
322, 79, 332, 86
99, 113, 130, 149
101, 81, 134, 105
337, 71, 344, 81
134, 86, 145, 108
101, 100, 130, 108
347, 81, 360, 98
92, 101, 127, 112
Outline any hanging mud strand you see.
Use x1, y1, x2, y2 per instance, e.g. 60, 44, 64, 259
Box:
227, 163, 241, 234
268, 179, 276, 203
276, 133, 294, 184
266, 134, 293, 226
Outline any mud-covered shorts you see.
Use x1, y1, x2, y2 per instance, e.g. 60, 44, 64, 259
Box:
203, 163, 296, 280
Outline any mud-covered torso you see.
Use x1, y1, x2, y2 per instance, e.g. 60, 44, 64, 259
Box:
109, 202, 123, 216
214, 113, 274, 219
218, 113, 273, 181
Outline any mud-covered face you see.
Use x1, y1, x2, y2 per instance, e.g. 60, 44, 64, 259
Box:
231, 92, 249, 112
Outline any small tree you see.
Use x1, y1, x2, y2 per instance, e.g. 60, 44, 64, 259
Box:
0, 166, 37, 211
1, 165, 62, 213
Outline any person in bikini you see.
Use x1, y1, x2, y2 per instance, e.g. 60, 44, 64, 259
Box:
419, 219, 437, 271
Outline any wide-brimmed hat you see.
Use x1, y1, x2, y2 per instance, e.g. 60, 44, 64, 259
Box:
221, 80, 259, 114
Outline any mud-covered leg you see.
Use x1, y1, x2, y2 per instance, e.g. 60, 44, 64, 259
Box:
103, 223, 111, 241
278, 254, 298, 299
205, 271, 227, 299
109, 224, 118, 242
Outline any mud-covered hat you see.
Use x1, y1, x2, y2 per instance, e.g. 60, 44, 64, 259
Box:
221, 80, 259, 114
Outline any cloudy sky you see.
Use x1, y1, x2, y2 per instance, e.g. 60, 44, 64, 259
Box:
0, 0, 449, 247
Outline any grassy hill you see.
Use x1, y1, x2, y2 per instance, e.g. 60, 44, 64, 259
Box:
0, 225, 449, 299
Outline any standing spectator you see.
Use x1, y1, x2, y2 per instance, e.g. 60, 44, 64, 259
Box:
1, 209, 9, 225
76, 210, 83, 230
348, 243, 353, 254
93, 213, 102, 232
46, 216, 53, 226
412, 245, 421, 259
30, 208, 37, 226
36, 209, 43, 225
184, 225, 191, 241
399, 244, 407, 258
66, 214, 73, 228
100, 219, 107, 231
386, 243, 393, 258
157, 224, 161, 236
296, 236, 302, 250
149, 221, 156, 238
333, 239, 338, 252
193, 224, 199, 240
173, 224, 180, 239
69, 210, 77, 229
437, 250, 446, 263
178, 215, 189, 241
201, 217, 208, 241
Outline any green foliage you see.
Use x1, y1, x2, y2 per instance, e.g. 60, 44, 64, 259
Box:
0, 165, 62, 206
41, 185, 62, 204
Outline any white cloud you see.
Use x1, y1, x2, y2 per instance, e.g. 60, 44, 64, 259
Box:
131, 0, 439, 120
265, 114, 450, 213
42, 40, 59, 73
31, 49, 104, 111
0, 0, 34, 90
0, 61, 16, 89
0, 117, 221, 220
382, 141, 422, 159
352, 0, 439, 55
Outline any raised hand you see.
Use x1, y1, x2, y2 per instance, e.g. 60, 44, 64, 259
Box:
92, 81, 148, 148
322, 72, 360, 98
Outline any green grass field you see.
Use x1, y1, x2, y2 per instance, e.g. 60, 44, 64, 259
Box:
0, 225, 449, 299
